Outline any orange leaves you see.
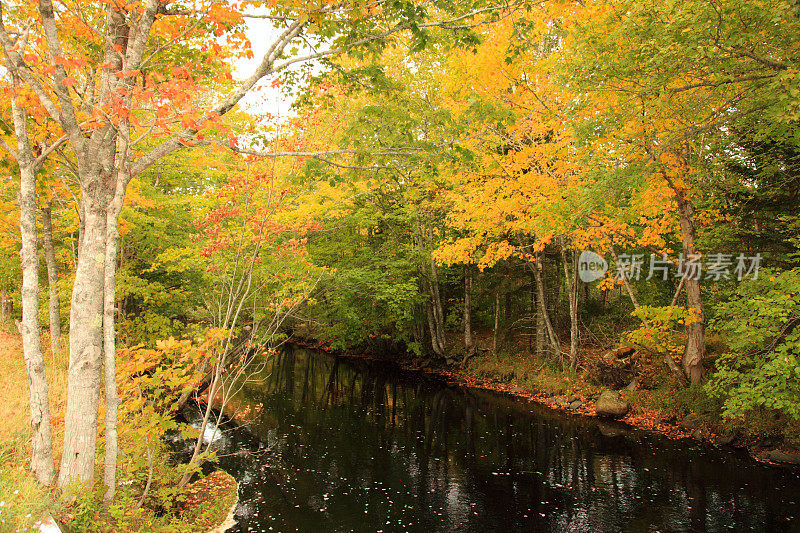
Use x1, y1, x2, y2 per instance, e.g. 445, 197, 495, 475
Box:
170, 66, 192, 79
180, 115, 199, 130
53, 55, 87, 69
115, 69, 141, 79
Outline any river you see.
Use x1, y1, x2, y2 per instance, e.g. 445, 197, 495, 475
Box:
183, 344, 800, 532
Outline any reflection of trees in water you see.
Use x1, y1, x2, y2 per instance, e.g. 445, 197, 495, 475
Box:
222, 346, 797, 532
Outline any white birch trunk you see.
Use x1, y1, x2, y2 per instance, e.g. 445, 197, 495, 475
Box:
19, 163, 55, 485
57, 201, 106, 487
41, 202, 61, 356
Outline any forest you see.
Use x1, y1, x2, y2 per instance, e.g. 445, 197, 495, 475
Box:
1, 0, 799, 531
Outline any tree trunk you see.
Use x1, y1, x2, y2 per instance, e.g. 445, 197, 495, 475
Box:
103, 190, 125, 502
492, 290, 501, 354
18, 163, 55, 485
532, 251, 559, 357
672, 184, 706, 384
532, 270, 542, 354
58, 201, 106, 488
425, 254, 446, 357
9, 81, 54, 485
462, 266, 474, 365
560, 241, 579, 371
41, 202, 61, 356
1, 286, 8, 322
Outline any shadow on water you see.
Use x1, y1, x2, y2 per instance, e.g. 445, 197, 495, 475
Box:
180, 345, 800, 532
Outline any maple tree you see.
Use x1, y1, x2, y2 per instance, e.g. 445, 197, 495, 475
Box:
0, 0, 511, 499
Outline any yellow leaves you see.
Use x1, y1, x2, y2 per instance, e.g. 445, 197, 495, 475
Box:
478, 240, 516, 270
433, 236, 481, 266
597, 274, 617, 292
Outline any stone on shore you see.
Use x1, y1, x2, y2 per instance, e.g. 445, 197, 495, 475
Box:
596, 391, 629, 418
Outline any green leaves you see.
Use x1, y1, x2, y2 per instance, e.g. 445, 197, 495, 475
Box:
706, 269, 800, 420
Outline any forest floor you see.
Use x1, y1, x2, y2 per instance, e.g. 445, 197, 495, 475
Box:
0, 324, 237, 532
294, 330, 800, 467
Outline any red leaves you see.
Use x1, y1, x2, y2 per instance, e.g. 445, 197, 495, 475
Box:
54, 55, 87, 68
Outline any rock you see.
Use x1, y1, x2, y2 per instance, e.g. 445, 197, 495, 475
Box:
568, 395, 580, 402
569, 400, 583, 410
692, 429, 704, 441
595, 391, 629, 418
757, 449, 800, 465
624, 379, 638, 391
556, 396, 570, 408
511, 385, 526, 395
680, 413, 704, 430
717, 432, 737, 446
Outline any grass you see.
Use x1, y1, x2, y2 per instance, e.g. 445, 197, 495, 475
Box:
0, 324, 62, 530
0, 322, 238, 532
464, 348, 601, 399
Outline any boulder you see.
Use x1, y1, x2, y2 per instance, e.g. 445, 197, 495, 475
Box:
680, 413, 704, 430
717, 431, 738, 446
569, 400, 583, 410
595, 391, 629, 418
757, 449, 800, 465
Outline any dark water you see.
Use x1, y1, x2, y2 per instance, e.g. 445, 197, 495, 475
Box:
185, 345, 800, 532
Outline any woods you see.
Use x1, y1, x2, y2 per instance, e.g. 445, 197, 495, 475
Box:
0, 0, 799, 530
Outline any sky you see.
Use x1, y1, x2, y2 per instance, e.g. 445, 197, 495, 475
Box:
234, 16, 324, 121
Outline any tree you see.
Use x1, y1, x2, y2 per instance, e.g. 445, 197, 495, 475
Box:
559, 0, 800, 383
0, 0, 510, 495
0, 54, 55, 485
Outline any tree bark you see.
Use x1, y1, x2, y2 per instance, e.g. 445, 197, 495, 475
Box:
18, 163, 55, 485
462, 266, 474, 365
7, 70, 54, 485
492, 290, 501, 354
1, 286, 8, 322
425, 253, 446, 357
41, 202, 61, 356
560, 241, 579, 371
671, 182, 706, 384
532, 251, 559, 357
58, 201, 106, 487
102, 187, 125, 501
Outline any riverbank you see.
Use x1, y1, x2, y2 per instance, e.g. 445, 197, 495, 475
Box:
291, 336, 800, 467
0, 325, 237, 532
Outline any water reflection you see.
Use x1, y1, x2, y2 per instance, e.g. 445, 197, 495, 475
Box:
187, 345, 800, 532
